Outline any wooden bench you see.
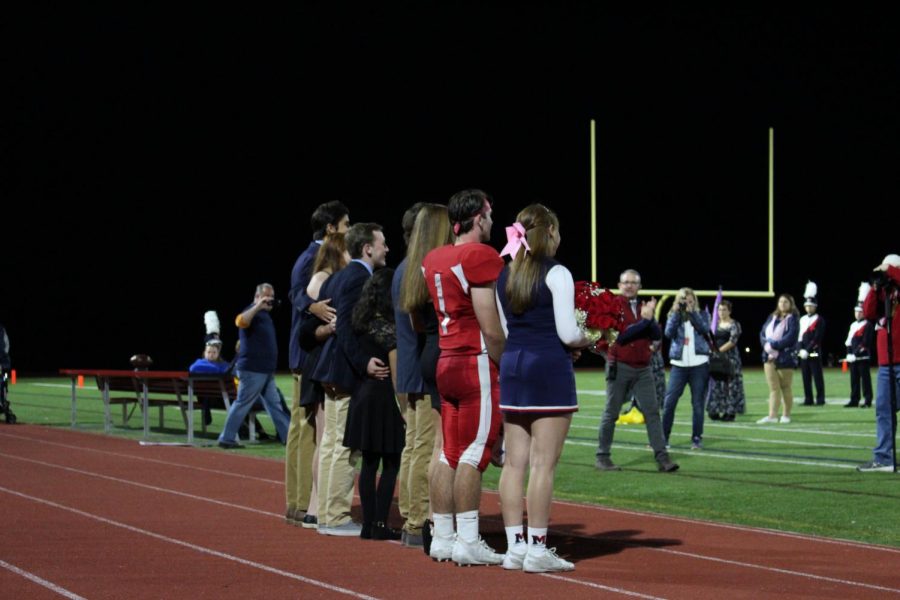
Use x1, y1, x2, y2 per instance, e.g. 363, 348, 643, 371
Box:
100, 373, 238, 435
60, 369, 247, 444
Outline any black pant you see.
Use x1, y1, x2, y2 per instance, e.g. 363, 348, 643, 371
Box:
850, 360, 874, 405
801, 356, 826, 404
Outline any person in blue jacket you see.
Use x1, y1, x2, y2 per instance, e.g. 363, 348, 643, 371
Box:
661, 287, 711, 450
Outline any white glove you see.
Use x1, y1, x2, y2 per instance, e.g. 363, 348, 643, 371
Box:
798, 349, 809, 360
846, 353, 856, 363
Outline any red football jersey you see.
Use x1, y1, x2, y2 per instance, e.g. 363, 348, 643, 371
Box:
422, 242, 504, 357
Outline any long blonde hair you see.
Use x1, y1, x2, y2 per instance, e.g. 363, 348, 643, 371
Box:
667, 286, 698, 318
399, 204, 454, 312
504, 203, 560, 314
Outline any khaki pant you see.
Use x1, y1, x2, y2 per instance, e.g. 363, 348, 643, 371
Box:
285, 374, 317, 513
763, 362, 794, 417
398, 394, 435, 534
317, 387, 358, 527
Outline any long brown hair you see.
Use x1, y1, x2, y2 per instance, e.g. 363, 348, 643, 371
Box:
772, 293, 800, 318
504, 203, 560, 314
312, 232, 347, 275
399, 204, 454, 312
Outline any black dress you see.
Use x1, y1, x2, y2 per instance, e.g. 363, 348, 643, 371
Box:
343, 316, 406, 453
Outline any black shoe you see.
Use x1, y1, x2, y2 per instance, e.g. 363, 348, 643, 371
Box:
862, 402, 872, 408
372, 522, 402, 541
422, 519, 433, 556
217, 440, 244, 449
360, 522, 373, 540
844, 402, 859, 408
657, 454, 680, 472
708, 413, 721, 420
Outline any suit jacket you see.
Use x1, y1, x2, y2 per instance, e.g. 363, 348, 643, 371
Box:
289, 240, 321, 370
320, 260, 372, 392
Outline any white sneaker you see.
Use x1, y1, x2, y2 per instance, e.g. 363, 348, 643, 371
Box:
502, 543, 527, 570
429, 534, 455, 562
523, 547, 574, 573
756, 416, 778, 424
779, 416, 791, 424
451, 537, 504, 566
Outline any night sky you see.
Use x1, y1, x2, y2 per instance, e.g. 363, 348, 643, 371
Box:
4, 7, 900, 373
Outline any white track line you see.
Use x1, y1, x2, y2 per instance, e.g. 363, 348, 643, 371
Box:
0, 558, 88, 600
6, 428, 896, 554
0, 431, 282, 484
0, 486, 378, 600
563, 439, 858, 469
539, 573, 666, 598
6, 443, 898, 596
0, 452, 281, 518
482, 490, 900, 555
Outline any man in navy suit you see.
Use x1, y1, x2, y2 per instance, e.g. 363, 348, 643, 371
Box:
285, 201, 349, 527
316, 222, 390, 536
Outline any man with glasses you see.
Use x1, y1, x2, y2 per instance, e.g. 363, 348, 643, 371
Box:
596, 269, 679, 472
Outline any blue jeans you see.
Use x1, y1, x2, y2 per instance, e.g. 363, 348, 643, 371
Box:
872, 366, 900, 465
662, 363, 709, 443
218, 370, 291, 444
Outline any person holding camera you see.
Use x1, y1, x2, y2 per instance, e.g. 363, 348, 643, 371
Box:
217, 283, 291, 448
661, 287, 711, 450
857, 254, 900, 472
844, 284, 874, 408
798, 281, 827, 406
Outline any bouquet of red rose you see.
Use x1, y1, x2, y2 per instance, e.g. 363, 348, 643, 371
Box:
574, 281, 625, 354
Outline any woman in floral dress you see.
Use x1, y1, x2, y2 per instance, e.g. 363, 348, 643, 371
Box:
707, 300, 746, 421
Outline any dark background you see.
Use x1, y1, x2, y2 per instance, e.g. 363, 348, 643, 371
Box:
3, 6, 899, 373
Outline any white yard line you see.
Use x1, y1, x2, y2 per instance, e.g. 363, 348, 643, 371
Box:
0, 558, 88, 600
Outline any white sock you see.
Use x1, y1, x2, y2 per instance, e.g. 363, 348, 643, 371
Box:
433, 513, 454, 539
456, 510, 479, 544
528, 527, 548, 554
505, 525, 525, 550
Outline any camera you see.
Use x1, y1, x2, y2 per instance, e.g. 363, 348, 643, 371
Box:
870, 270, 894, 290
265, 298, 282, 309
677, 302, 687, 311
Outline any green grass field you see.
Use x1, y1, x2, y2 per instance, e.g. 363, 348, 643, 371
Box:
6, 368, 900, 547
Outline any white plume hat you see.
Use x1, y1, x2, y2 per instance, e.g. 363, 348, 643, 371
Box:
803, 281, 818, 307
204, 311, 221, 335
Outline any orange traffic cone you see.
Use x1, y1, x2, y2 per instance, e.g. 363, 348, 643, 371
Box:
842, 360, 848, 373
77, 375, 85, 388
10, 369, 16, 384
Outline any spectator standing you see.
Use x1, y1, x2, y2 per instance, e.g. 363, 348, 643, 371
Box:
661, 287, 711, 450
595, 270, 678, 472
217, 284, 292, 448
857, 254, 900, 472
758, 294, 800, 424
706, 300, 746, 421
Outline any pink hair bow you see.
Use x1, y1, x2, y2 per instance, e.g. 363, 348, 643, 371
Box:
499, 222, 530, 258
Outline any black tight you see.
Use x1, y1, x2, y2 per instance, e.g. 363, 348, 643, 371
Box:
358, 451, 401, 524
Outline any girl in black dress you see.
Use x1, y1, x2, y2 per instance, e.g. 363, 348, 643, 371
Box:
343, 268, 405, 540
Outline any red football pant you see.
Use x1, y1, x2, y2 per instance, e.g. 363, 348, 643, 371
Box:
436, 353, 501, 472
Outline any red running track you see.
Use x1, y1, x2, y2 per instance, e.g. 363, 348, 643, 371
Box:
0, 425, 898, 599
